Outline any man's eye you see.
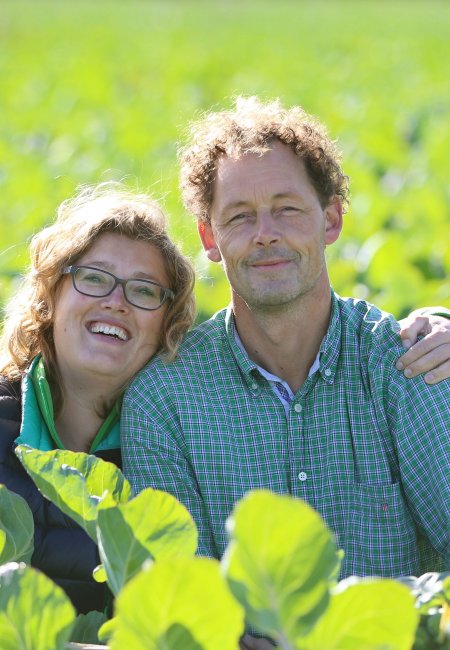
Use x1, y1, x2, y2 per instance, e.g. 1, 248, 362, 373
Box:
230, 212, 249, 222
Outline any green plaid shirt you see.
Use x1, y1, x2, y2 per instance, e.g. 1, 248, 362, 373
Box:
121, 292, 449, 577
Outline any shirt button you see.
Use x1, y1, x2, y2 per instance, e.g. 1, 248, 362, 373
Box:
294, 403, 302, 413
298, 471, 307, 481
324, 368, 332, 377
251, 382, 258, 390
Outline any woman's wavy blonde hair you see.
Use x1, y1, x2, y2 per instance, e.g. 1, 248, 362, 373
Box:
0, 183, 195, 408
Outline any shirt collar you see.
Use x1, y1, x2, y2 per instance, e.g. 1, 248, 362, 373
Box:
224, 307, 261, 393
317, 290, 342, 384
223, 289, 342, 389
233, 328, 320, 387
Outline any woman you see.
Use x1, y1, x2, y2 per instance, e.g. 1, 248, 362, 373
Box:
0, 183, 195, 613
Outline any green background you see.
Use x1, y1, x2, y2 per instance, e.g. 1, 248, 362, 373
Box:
1, 0, 449, 322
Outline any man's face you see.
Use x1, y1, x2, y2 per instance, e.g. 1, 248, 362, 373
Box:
199, 140, 342, 312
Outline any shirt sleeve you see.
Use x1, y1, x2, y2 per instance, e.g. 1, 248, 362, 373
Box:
378, 353, 450, 566
418, 306, 450, 319
120, 381, 219, 558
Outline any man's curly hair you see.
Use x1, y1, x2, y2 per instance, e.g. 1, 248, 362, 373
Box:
179, 96, 349, 223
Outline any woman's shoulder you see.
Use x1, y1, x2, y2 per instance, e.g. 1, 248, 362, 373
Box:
0, 376, 22, 424
0, 375, 21, 394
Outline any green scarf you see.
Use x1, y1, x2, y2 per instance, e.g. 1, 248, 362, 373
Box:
16, 356, 120, 453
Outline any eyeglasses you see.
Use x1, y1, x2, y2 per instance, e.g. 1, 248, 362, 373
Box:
62, 265, 174, 311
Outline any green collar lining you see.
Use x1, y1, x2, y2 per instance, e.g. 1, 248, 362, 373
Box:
31, 357, 65, 449
30, 356, 120, 453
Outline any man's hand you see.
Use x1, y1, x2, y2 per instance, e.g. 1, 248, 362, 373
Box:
239, 634, 277, 649
396, 312, 450, 384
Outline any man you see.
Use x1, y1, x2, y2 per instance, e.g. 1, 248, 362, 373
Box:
122, 97, 449, 580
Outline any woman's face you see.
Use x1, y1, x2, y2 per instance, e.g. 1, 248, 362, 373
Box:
53, 232, 170, 393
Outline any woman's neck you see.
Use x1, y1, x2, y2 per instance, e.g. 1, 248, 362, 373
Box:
53, 372, 120, 453
54, 393, 110, 453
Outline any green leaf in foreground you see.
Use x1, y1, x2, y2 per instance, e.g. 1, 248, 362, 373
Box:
98, 616, 116, 645
301, 577, 419, 650
15, 445, 132, 541
70, 610, 108, 644
0, 484, 34, 564
399, 572, 450, 648
398, 571, 450, 614
0, 562, 75, 650
222, 490, 340, 645
97, 487, 198, 595
110, 557, 244, 650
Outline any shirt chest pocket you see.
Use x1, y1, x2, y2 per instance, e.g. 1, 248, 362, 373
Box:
337, 482, 420, 577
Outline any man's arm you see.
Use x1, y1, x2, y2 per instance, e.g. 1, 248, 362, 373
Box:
120, 391, 219, 558
382, 360, 450, 565
397, 307, 450, 383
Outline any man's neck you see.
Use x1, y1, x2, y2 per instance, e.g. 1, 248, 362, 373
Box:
233, 287, 332, 393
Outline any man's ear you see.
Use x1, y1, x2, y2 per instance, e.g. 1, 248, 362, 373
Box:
324, 196, 343, 245
198, 221, 222, 263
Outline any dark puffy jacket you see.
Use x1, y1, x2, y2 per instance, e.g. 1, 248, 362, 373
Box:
0, 378, 122, 614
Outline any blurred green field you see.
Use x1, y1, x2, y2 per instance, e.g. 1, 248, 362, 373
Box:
0, 0, 449, 322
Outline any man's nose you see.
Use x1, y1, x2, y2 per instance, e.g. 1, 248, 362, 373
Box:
254, 209, 280, 246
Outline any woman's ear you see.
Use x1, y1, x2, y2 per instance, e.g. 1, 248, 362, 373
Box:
198, 221, 222, 263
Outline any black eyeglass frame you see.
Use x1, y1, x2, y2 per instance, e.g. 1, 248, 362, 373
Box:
62, 265, 174, 311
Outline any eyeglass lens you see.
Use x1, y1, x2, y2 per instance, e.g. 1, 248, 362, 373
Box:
73, 267, 166, 309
